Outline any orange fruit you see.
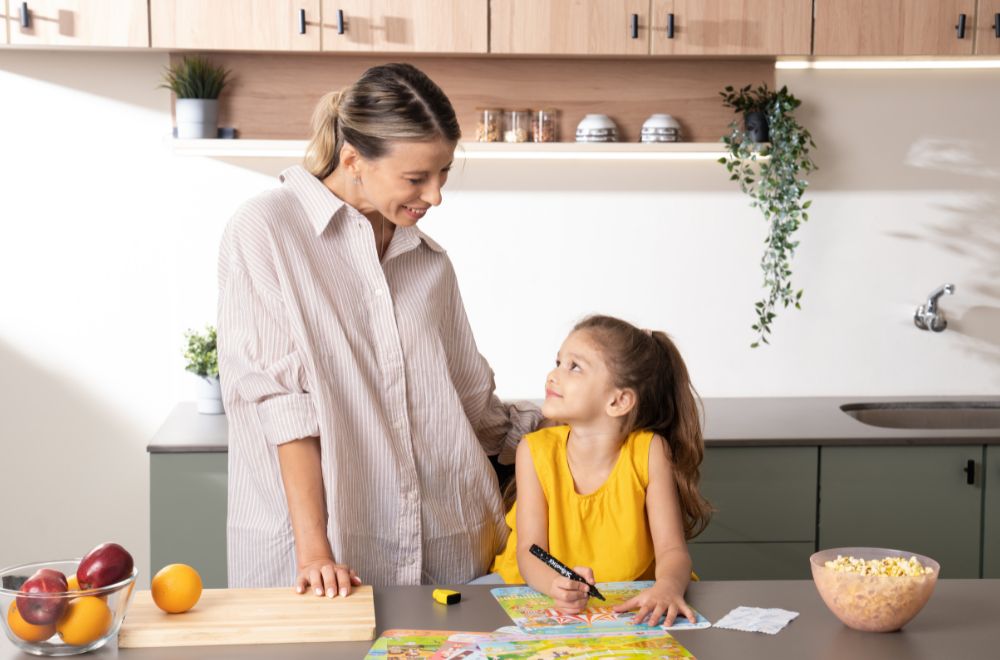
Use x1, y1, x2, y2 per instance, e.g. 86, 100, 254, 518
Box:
55, 596, 111, 646
7, 601, 56, 643
66, 575, 80, 591
151, 564, 202, 614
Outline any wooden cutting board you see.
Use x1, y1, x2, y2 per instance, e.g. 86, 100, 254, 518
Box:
117, 586, 375, 648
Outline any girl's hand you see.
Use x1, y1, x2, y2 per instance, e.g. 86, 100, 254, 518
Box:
549, 566, 594, 614
295, 556, 362, 598
612, 579, 695, 627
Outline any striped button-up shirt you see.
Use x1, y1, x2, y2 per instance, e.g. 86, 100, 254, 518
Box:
217, 166, 540, 587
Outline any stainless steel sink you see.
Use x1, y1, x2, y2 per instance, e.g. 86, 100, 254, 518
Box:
841, 401, 1000, 430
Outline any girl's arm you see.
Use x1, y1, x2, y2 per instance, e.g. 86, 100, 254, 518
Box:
513, 440, 592, 613
612, 434, 697, 626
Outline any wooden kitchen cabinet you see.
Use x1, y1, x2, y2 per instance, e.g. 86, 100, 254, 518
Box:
151, 0, 322, 51
814, 0, 977, 56
321, 0, 487, 53
151, 453, 228, 588
977, 0, 1000, 54
819, 445, 982, 578
7, 0, 148, 47
984, 445, 1000, 578
650, 0, 812, 56
490, 0, 650, 56
690, 447, 817, 579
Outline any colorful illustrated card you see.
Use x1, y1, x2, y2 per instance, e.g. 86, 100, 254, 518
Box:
491, 582, 711, 635
364, 629, 462, 659
457, 630, 696, 659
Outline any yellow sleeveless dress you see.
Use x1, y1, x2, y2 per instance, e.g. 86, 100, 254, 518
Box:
491, 425, 656, 584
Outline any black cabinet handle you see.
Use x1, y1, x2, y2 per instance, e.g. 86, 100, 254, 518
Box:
964, 459, 975, 485
956, 13, 967, 39
298, 8, 306, 35
19, 1, 29, 28
337, 9, 345, 35
630, 13, 638, 39
667, 12, 675, 39
994, 13, 1000, 39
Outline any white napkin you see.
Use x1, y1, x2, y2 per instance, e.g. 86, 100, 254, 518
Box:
713, 606, 799, 635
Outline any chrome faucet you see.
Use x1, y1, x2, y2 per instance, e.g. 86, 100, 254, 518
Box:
914, 283, 955, 332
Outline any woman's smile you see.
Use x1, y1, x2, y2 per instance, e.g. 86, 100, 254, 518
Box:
401, 204, 428, 220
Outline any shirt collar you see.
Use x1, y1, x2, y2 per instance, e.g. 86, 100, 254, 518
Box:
279, 165, 446, 254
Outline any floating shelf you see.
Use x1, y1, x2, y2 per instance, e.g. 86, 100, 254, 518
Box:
169, 139, 733, 161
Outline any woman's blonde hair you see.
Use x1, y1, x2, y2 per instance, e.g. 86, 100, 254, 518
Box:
304, 63, 461, 180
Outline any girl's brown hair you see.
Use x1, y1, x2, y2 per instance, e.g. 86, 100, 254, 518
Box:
304, 63, 461, 180
574, 315, 712, 540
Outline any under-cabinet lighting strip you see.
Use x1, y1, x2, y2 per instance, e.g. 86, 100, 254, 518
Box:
777, 58, 1000, 70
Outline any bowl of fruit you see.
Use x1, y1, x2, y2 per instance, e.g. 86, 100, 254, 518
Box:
1, 543, 136, 656
810, 547, 938, 633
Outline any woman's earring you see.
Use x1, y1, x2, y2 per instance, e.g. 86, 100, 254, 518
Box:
353, 175, 362, 185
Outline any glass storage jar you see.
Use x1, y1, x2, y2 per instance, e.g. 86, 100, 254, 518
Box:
475, 108, 502, 142
503, 110, 531, 143
531, 108, 559, 142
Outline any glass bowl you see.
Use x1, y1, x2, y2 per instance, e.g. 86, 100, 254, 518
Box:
810, 547, 938, 632
1, 559, 137, 656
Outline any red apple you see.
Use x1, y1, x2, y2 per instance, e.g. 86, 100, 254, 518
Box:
77, 543, 134, 589
16, 568, 68, 625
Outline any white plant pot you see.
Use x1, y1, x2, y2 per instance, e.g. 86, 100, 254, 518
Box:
196, 375, 224, 415
175, 98, 219, 139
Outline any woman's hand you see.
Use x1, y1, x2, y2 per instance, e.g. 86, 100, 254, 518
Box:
548, 566, 594, 614
612, 579, 695, 627
295, 555, 362, 598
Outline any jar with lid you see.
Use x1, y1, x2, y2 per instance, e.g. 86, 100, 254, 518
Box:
475, 108, 502, 142
531, 108, 559, 142
503, 110, 531, 143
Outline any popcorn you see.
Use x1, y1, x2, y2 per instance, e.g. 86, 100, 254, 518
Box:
823, 554, 934, 577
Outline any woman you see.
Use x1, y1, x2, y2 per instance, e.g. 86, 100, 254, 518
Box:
217, 63, 540, 596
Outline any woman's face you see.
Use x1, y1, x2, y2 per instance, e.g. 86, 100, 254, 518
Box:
353, 139, 455, 227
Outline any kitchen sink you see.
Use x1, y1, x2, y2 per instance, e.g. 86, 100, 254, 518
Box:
840, 401, 1000, 430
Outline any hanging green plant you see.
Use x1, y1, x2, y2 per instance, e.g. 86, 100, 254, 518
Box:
719, 83, 817, 348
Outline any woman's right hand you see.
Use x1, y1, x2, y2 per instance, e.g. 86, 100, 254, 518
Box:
549, 565, 594, 613
296, 556, 362, 598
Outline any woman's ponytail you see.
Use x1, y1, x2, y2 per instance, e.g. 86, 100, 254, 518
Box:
304, 90, 344, 180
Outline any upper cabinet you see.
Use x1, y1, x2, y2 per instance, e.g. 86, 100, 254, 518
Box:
321, 0, 487, 53
978, 0, 1000, 54
650, 0, 812, 56
490, 0, 650, 56
150, 0, 322, 51
814, 0, 977, 56
8, 0, 148, 47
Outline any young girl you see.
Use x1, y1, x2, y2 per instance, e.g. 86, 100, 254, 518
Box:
491, 315, 712, 628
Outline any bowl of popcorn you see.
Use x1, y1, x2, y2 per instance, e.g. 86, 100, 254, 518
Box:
810, 547, 938, 632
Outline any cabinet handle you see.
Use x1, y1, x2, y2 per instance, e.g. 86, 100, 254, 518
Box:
630, 14, 638, 39
956, 13, 967, 39
298, 8, 306, 35
994, 13, 1000, 39
19, 1, 30, 28
667, 12, 675, 39
337, 9, 346, 35
964, 459, 975, 485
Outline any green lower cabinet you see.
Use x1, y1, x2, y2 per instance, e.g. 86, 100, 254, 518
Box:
150, 453, 228, 588
690, 543, 815, 580
818, 445, 982, 578
985, 446, 1000, 578
691, 446, 818, 579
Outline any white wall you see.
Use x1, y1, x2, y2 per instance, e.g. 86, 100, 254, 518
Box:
1, 51, 998, 580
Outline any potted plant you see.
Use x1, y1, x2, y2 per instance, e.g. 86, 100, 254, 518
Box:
719, 83, 817, 347
160, 56, 230, 139
184, 325, 223, 414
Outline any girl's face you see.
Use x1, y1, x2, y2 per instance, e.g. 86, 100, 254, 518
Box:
353, 138, 455, 226
542, 330, 621, 425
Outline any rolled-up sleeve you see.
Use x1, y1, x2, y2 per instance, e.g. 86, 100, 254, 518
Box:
440, 266, 542, 463
218, 263, 319, 445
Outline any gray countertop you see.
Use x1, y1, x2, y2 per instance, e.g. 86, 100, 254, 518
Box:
148, 396, 1000, 453
4, 581, 999, 659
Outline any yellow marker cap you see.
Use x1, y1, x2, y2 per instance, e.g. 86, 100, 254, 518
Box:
432, 589, 461, 605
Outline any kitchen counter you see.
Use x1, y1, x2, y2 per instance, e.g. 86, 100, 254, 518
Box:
3, 580, 999, 659
148, 396, 1000, 453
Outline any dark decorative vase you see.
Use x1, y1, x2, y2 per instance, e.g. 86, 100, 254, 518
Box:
744, 110, 770, 143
